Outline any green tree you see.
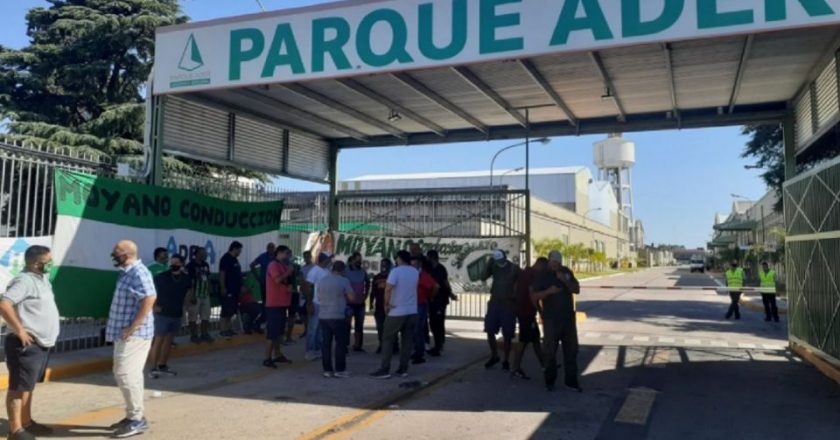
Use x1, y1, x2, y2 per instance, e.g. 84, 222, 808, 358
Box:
742, 124, 840, 212
1, 1, 184, 159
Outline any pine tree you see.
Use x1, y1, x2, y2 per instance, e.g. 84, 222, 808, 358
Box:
1, 1, 184, 158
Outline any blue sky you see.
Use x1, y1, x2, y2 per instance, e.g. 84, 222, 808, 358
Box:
1, 0, 769, 249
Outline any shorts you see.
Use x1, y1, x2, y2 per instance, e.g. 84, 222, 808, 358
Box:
154, 315, 182, 337
484, 301, 516, 340
265, 307, 289, 341
187, 296, 211, 322
4, 334, 51, 392
221, 294, 239, 318
518, 315, 541, 344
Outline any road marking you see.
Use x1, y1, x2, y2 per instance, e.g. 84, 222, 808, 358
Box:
738, 343, 757, 349
614, 387, 659, 425
658, 337, 675, 344
585, 332, 602, 338
608, 334, 626, 341
764, 344, 783, 350
633, 336, 650, 342
712, 341, 730, 347
684, 339, 701, 345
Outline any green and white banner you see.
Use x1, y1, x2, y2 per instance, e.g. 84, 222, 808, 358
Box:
306, 231, 521, 284
52, 170, 283, 318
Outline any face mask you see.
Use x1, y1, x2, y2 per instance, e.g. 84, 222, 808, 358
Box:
111, 253, 126, 267
40, 261, 54, 273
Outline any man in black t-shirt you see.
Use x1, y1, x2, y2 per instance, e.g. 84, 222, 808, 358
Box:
426, 250, 455, 357
150, 255, 192, 377
531, 250, 581, 392
219, 241, 244, 338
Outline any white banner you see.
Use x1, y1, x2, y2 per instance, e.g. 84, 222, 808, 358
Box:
306, 231, 521, 283
0, 236, 53, 291
154, 0, 840, 94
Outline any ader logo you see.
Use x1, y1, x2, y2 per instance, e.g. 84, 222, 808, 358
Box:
170, 33, 211, 89
178, 33, 205, 72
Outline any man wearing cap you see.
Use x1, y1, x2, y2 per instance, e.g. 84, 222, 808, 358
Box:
532, 250, 581, 392
304, 252, 332, 360
481, 249, 520, 370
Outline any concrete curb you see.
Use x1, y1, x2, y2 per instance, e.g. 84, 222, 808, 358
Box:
0, 334, 265, 391
792, 342, 840, 386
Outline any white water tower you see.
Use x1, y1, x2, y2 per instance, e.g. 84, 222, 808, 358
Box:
593, 133, 636, 228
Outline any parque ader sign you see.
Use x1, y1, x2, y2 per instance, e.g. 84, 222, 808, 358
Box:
153, 0, 840, 94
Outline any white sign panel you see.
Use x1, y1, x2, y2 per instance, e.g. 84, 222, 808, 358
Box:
154, 0, 840, 94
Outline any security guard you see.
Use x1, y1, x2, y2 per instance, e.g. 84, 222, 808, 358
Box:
725, 260, 745, 320
759, 261, 780, 322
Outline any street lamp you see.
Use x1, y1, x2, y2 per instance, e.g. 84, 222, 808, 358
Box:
489, 137, 551, 188
498, 167, 525, 187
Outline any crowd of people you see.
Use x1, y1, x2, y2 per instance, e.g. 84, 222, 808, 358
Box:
0, 239, 584, 439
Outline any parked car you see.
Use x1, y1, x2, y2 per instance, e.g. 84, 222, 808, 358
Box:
690, 257, 705, 273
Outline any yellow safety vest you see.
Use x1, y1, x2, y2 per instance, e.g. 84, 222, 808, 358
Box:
759, 270, 777, 294
725, 268, 744, 288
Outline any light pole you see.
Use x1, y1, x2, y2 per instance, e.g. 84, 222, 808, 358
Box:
489, 137, 550, 188
498, 167, 524, 187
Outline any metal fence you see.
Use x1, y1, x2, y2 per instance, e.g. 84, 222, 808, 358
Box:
337, 188, 528, 319
0, 138, 302, 356
784, 155, 840, 363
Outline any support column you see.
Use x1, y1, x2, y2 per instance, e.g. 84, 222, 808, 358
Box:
783, 111, 797, 181
148, 96, 165, 186
525, 109, 532, 266
327, 145, 339, 232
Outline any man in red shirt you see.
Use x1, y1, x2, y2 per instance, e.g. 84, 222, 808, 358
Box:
411, 256, 438, 364
264, 246, 293, 368
512, 257, 548, 380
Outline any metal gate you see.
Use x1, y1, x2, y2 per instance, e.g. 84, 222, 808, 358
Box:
784, 155, 840, 364
336, 188, 528, 319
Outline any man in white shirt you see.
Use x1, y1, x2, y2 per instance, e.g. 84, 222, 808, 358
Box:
304, 253, 332, 361
370, 250, 418, 379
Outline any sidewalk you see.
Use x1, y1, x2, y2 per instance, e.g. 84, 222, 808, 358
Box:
0, 332, 265, 390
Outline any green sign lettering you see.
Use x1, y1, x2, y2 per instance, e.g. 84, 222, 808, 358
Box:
261, 23, 305, 77
480, 0, 524, 54
551, 0, 614, 46
312, 17, 352, 73
765, 0, 834, 21
418, 0, 468, 60
357, 9, 414, 67
697, 0, 753, 29
622, 0, 684, 37
229, 28, 265, 81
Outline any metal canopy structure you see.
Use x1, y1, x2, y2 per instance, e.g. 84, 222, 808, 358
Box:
150, 0, 840, 183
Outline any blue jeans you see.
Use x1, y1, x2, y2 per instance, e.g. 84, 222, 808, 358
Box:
320, 319, 349, 373
413, 303, 429, 359
306, 303, 322, 353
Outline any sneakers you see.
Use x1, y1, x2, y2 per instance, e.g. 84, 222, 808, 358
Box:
7, 428, 35, 440
426, 348, 441, 357
512, 369, 531, 380
25, 420, 54, 436
369, 369, 392, 379
263, 359, 278, 369
395, 367, 409, 378
304, 351, 321, 361
156, 365, 177, 376
334, 371, 351, 379
323, 371, 334, 378
272, 356, 292, 364
352, 346, 366, 353
484, 356, 500, 369
565, 382, 583, 393
113, 418, 149, 438
411, 357, 426, 365
109, 418, 132, 430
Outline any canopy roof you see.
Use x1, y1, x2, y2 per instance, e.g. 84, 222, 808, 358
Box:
151, 0, 840, 180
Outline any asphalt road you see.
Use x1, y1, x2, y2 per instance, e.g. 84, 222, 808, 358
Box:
3, 267, 838, 439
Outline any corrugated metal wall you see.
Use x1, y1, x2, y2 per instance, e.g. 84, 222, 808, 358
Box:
784, 155, 840, 363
